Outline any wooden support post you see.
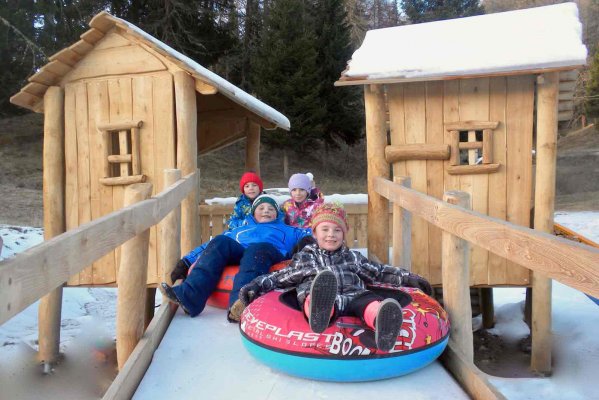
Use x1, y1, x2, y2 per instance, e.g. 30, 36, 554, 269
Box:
442, 190, 473, 362
364, 84, 390, 263
392, 176, 412, 269
38, 86, 65, 367
531, 72, 559, 375
480, 288, 495, 329
245, 120, 261, 175
174, 71, 199, 256
116, 183, 153, 370
160, 169, 182, 286
144, 288, 156, 330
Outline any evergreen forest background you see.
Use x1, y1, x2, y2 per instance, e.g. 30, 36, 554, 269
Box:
1, 0, 598, 156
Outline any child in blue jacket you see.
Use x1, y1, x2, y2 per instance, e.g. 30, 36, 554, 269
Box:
171, 171, 264, 282
160, 194, 311, 319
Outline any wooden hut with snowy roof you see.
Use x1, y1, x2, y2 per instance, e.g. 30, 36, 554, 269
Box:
336, 2, 587, 374
10, 11, 289, 288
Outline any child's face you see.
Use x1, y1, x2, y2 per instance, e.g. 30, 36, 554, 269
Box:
254, 203, 277, 223
291, 188, 308, 203
243, 182, 260, 200
314, 222, 344, 252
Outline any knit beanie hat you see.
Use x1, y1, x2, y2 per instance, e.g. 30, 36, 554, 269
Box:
288, 173, 312, 192
239, 171, 263, 193
311, 203, 349, 234
251, 194, 280, 216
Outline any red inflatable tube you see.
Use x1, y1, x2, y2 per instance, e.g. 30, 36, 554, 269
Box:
187, 260, 290, 309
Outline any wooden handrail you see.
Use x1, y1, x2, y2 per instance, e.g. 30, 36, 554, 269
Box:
0, 171, 198, 326
373, 177, 599, 298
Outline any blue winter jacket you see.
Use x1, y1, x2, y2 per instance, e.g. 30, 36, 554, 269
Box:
227, 194, 256, 230
182, 198, 298, 265
223, 215, 311, 258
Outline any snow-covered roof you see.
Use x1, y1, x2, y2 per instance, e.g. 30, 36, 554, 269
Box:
336, 3, 587, 85
11, 12, 290, 131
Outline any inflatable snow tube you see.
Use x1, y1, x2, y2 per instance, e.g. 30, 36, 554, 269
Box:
240, 286, 450, 381
187, 260, 290, 309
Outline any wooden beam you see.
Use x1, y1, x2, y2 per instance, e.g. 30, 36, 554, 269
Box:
447, 164, 500, 175
441, 341, 507, 400
98, 120, 143, 131
531, 72, 559, 375
445, 121, 499, 131
364, 84, 390, 263
385, 144, 450, 162
38, 86, 66, 366
159, 170, 182, 285
458, 142, 483, 150
392, 176, 412, 269
195, 79, 218, 95
117, 184, 153, 370
245, 120, 261, 175
108, 154, 133, 163
372, 177, 599, 298
0, 172, 197, 325
102, 302, 176, 400
100, 175, 146, 186
174, 71, 199, 255
442, 191, 473, 362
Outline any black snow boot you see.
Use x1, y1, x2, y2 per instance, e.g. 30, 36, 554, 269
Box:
308, 270, 337, 333
375, 298, 403, 352
159, 282, 190, 315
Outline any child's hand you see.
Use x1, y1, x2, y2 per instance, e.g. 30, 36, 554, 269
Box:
239, 281, 261, 305
402, 272, 433, 296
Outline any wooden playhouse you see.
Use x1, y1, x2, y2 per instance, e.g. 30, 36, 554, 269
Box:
10, 11, 289, 288
335, 3, 588, 374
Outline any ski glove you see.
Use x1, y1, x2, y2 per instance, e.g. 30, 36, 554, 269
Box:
402, 272, 433, 296
239, 281, 261, 306
170, 259, 190, 283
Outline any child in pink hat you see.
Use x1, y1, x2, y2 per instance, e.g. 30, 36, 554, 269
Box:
238, 203, 432, 352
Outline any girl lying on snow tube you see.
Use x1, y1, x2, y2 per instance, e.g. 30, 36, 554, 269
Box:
234, 203, 450, 381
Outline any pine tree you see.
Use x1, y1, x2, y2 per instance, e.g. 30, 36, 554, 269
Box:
252, 0, 326, 153
313, 0, 363, 147
401, 0, 484, 24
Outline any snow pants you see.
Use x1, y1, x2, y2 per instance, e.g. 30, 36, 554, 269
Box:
172, 235, 284, 316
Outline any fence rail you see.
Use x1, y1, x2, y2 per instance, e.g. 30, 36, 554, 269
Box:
0, 171, 197, 326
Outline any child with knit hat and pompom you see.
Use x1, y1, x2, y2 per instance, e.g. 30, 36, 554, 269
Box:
170, 171, 265, 283
281, 173, 324, 228
236, 203, 433, 352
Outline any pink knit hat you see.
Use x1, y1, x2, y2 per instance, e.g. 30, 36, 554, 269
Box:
311, 203, 349, 233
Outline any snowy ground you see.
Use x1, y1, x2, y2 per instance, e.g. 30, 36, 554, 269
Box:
1, 211, 598, 399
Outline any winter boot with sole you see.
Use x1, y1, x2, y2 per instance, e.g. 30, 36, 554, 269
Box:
375, 298, 403, 352
159, 282, 190, 315
308, 270, 337, 333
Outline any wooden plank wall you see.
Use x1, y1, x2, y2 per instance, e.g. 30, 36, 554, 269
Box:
65, 71, 175, 286
386, 77, 534, 286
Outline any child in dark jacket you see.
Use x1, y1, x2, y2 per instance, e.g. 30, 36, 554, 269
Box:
238, 203, 432, 352
281, 173, 324, 228
171, 171, 264, 282
160, 194, 311, 320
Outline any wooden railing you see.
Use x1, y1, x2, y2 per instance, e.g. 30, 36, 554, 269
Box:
200, 203, 386, 248
373, 176, 599, 399
0, 169, 197, 399
0, 170, 197, 326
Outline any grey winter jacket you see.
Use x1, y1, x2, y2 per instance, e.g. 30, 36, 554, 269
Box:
251, 243, 411, 313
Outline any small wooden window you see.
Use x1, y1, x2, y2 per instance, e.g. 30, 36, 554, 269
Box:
97, 120, 146, 186
445, 121, 500, 175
